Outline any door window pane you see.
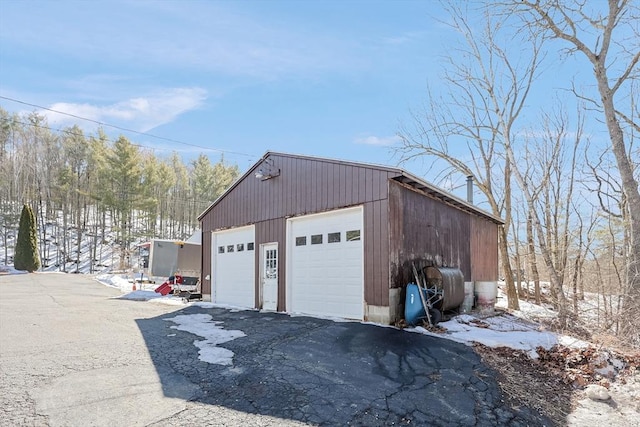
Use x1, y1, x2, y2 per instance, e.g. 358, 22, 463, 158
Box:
311, 234, 323, 244
265, 249, 277, 279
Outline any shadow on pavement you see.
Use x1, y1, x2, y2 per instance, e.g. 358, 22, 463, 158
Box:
136, 305, 557, 426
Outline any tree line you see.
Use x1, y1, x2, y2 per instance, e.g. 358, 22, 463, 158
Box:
0, 107, 239, 271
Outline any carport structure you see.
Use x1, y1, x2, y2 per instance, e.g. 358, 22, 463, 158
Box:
198, 152, 502, 324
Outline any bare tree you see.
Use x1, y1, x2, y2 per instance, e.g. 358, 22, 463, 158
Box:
398, 3, 545, 310
0, 109, 20, 265
517, 105, 586, 322
525, 209, 542, 303
510, 0, 640, 342
570, 204, 596, 316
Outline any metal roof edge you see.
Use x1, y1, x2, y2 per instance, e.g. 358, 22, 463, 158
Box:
262, 151, 405, 174
198, 151, 402, 220
393, 170, 504, 224
198, 151, 504, 225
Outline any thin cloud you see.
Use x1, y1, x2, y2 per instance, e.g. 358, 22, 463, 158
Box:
1, 1, 357, 80
354, 135, 401, 147
381, 31, 427, 45
42, 87, 207, 132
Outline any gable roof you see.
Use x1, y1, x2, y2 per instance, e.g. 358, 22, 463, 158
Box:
198, 151, 503, 224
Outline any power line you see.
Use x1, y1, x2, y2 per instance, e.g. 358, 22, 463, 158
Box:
0, 95, 257, 159
3, 118, 208, 155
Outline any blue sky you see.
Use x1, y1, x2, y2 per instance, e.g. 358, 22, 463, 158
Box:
0, 0, 613, 205
0, 1, 447, 167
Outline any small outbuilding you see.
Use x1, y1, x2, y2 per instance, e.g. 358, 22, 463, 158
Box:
144, 234, 201, 279
198, 152, 502, 324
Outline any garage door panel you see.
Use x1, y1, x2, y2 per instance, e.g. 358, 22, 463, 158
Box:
288, 207, 364, 320
213, 226, 255, 308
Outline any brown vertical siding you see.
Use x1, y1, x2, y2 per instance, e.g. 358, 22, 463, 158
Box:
201, 153, 397, 310
357, 167, 366, 204
202, 153, 396, 230
202, 231, 211, 295
254, 218, 286, 309
378, 197, 390, 304
389, 180, 480, 288
363, 202, 374, 304
470, 215, 499, 280
363, 199, 389, 306
387, 181, 403, 289
338, 165, 347, 206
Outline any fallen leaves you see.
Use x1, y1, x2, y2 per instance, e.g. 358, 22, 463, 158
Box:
536, 345, 640, 388
474, 342, 640, 425
469, 319, 490, 328
474, 343, 572, 423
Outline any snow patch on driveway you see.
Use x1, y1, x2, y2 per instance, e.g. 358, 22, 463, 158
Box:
164, 313, 246, 365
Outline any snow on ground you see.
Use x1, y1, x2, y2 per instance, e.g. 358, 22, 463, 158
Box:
96, 274, 137, 292
498, 294, 558, 320
493, 281, 622, 333
94, 276, 253, 357
4, 268, 636, 424
193, 302, 253, 312
93, 274, 186, 305
0, 270, 617, 355
116, 290, 163, 301
413, 313, 559, 358
2, 271, 628, 370
164, 313, 246, 365
0, 265, 28, 275
4, 271, 596, 359
148, 296, 188, 306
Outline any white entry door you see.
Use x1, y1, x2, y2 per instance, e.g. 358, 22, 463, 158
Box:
261, 243, 278, 311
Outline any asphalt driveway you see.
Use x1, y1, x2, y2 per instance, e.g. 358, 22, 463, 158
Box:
0, 274, 552, 426
141, 307, 551, 426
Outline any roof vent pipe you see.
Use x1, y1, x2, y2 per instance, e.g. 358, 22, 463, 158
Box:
466, 176, 473, 204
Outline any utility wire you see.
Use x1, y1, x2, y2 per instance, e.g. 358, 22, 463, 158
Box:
0, 95, 257, 159
3, 117, 214, 155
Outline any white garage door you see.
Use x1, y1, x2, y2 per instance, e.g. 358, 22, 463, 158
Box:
287, 206, 364, 319
212, 225, 255, 308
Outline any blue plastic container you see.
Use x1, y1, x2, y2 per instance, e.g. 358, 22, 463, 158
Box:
404, 283, 427, 326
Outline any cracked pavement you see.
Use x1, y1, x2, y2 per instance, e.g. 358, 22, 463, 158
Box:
1, 274, 553, 426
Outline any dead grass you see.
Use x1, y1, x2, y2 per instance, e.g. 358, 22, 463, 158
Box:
473, 344, 574, 424
474, 342, 640, 426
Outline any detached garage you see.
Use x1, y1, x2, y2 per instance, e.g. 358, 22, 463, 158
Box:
199, 152, 502, 324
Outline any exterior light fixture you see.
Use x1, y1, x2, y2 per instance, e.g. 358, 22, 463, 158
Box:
254, 160, 280, 180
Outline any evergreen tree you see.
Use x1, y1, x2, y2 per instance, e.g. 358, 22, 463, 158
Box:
211, 155, 239, 200
103, 136, 144, 268
14, 204, 40, 272
191, 154, 216, 201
